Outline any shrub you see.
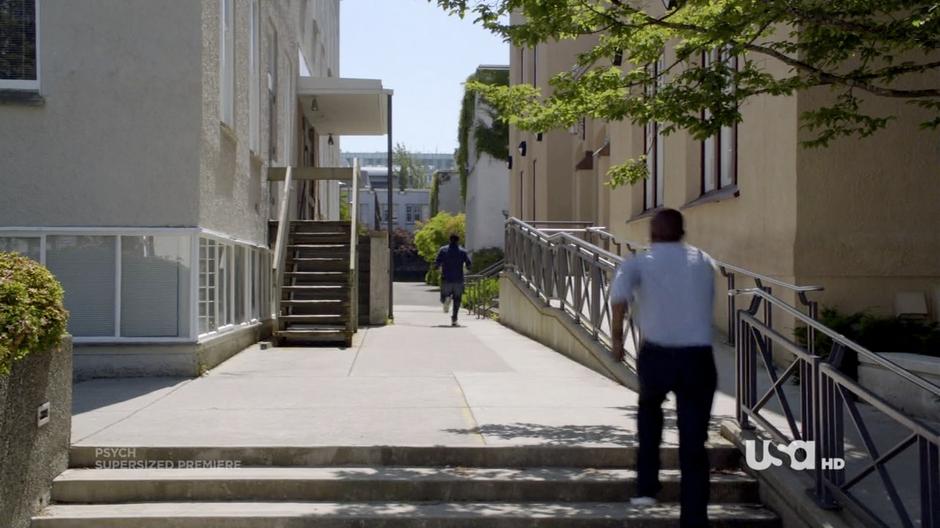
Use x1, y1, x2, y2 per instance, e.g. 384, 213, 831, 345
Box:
462, 277, 499, 312
470, 247, 504, 274
0, 252, 69, 375
414, 212, 466, 285
425, 268, 441, 287
795, 307, 940, 359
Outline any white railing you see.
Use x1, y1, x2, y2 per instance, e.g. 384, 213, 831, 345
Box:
347, 159, 360, 334
271, 166, 293, 333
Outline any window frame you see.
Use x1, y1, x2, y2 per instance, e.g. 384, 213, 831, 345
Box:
219, 0, 235, 127
0, 0, 41, 91
643, 56, 665, 212
248, 0, 261, 153
700, 49, 739, 196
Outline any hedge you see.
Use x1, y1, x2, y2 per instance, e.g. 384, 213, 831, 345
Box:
0, 252, 68, 375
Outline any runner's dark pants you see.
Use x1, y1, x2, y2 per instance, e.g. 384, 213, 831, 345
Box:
636, 341, 717, 528
440, 282, 464, 321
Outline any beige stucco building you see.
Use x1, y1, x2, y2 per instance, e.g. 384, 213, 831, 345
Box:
508, 15, 940, 331
0, 0, 364, 377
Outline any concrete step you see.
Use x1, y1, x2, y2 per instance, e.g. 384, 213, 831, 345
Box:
283, 271, 348, 283
280, 314, 347, 324
51, 467, 759, 504
33, 501, 780, 527
67, 445, 742, 470
287, 258, 348, 271
275, 328, 349, 344
290, 233, 350, 244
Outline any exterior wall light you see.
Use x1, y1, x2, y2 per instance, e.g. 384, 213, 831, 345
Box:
327, 134, 334, 146
518, 141, 527, 157
508, 155, 513, 169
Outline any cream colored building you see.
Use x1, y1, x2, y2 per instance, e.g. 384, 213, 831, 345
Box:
508, 16, 940, 328
0, 0, 389, 377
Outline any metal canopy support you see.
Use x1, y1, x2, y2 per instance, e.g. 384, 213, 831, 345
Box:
387, 93, 394, 320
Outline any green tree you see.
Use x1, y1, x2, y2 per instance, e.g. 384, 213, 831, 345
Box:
457, 68, 510, 200
414, 212, 466, 264
435, 0, 940, 187
393, 143, 430, 189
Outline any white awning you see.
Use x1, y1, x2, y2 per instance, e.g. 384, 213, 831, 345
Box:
298, 77, 392, 136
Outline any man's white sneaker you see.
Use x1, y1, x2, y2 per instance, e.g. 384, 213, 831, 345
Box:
442, 297, 451, 313
629, 497, 657, 507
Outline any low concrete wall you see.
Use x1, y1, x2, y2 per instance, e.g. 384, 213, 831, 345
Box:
369, 232, 390, 325
858, 352, 940, 421
499, 273, 636, 389
73, 321, 271, 380
0, 338, 72, 528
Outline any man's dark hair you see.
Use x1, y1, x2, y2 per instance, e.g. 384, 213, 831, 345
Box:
650, 208, 684, 243
449, 234, 459, 244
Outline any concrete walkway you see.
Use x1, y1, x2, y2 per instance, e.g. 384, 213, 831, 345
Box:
73, 283, 695, 448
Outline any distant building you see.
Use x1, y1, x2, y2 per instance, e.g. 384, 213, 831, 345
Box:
357, 167, 430, 233
432, 170, 463, 216
342, 151, 456, 174
464, 65, 510, 252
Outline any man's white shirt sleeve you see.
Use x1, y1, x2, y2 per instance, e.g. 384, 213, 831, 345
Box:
610, 257, 639, 305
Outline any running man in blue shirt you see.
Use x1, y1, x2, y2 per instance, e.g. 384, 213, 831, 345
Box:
435, 234, 471, 326
610, 209, 717, 528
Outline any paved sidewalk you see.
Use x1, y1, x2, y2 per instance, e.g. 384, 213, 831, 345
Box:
73, 283, 690, 447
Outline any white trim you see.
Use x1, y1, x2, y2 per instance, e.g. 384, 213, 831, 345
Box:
1, 1, 42, 91
73, 337, 196, 345
0, 226, 269, 250
189, 234, 199, 340
114, 236, 122, 337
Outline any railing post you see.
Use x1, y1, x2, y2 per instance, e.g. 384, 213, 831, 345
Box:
726, 270, 736, 345
920, 436, 940, 528
590, 254, 601, 340
573, 253, 583, 324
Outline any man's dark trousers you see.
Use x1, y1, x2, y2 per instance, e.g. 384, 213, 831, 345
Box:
636, 341, 717, 528
440, 282, 463, 321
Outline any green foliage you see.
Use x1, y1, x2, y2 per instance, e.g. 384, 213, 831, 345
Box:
435, 0, 940, 188
413, 212, 467, 265
469, 247, 504, 273
393, 143, 429, 189
425, 268, 442, 286
795, 307, 940, 358
429, 172, 441, 217
457, 68, 510, 200
462, 277, 499, 313
0, 252, 69, 375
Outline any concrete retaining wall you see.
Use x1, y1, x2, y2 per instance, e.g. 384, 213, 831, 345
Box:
499, 273, 636, 389
858, 352, 940, 421
0, 338, 72, 528
369, 233, 390, 325
73, 321, 271, 380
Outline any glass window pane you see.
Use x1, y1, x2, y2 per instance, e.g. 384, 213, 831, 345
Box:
235, 246, 246, 324
0, 0, 37, 82
199, 238, 217, 334
720, 125, 735, 187
121, 236, 191, 337
703, 136, 716, 193
46, 236, 116, 337
0, 236, 40, 261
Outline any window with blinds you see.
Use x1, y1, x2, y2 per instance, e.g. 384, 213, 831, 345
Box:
121, 236, 191, 338
46, 236, 116, 337
0, 0, 37, 89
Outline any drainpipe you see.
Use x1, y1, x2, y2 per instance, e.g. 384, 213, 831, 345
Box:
387, 93, 394, 320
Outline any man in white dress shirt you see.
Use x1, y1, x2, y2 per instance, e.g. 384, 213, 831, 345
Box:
610, 208, 717, 528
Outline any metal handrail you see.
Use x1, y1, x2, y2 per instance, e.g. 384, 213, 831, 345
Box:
732, 287, 940, 397
348, 160, 360, 334
465, 259, 505, 318
271, 166, 293, 333
505, 218, 939, 526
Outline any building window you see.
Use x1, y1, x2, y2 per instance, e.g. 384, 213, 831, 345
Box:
267, 25, 278, 160
248, 0, 260, 152
46, 236, 117, 337
405, 205, 414, 223
0, 0, 38, 90
120, 236, 191, 338
702, 49, 738, 194
199, 238, 218, 334
0, 236, 40, 261
643, 55, 665, 211
219, 0, 235, 127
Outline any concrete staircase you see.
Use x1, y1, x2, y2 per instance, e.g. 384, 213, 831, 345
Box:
275, 220, 353, 346
34, 445, 780, 527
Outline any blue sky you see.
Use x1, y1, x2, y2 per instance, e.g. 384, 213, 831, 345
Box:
339, 0, 508, 154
